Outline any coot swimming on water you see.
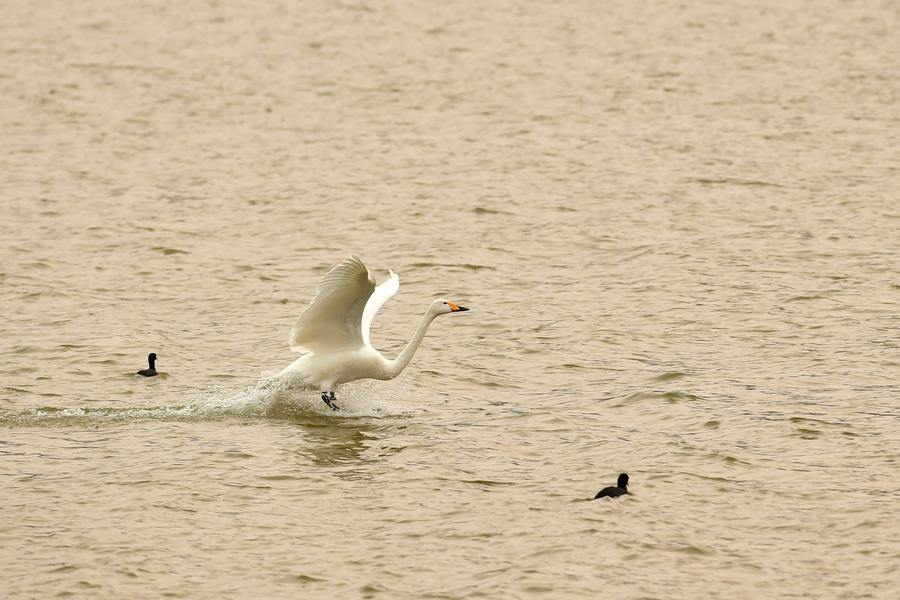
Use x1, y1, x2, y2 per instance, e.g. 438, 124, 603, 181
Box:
137, 353, 158, 377
594, 473, 629, 499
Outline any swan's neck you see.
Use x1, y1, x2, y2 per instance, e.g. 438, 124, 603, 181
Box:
388, 310, 438, 378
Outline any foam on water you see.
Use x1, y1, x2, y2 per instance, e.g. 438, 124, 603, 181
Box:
0, 375, 414, 427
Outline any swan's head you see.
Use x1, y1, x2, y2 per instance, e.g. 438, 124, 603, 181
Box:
430, 298, 469, 315
617, 473, 629, 489
148, 353, 157, 362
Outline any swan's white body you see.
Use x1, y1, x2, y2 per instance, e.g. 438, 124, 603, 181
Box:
275, 256, 467, 391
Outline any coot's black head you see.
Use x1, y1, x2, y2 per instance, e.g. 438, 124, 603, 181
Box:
148, 353, 157, 364
617, 473, 629, 489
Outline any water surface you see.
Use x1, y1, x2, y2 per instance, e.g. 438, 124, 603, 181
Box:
2, 0, 899, 598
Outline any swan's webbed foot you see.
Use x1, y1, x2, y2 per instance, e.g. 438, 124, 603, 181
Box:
321, 391, 339, 411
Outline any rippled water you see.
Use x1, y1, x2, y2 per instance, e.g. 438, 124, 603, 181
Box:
2, 1, 899, 598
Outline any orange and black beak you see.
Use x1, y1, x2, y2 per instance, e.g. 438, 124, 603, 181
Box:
448, 302, 469, 312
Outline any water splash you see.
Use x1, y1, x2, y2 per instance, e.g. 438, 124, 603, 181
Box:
0, 376, 413, 427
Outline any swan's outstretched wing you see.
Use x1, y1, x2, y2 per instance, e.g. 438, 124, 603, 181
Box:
289, 256, 375, 354
361, 269, 399, 346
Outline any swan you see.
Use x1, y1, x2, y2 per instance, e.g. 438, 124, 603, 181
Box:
274, 255, 469, 410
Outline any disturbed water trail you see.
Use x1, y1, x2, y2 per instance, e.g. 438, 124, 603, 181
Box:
0, 378, 417, 427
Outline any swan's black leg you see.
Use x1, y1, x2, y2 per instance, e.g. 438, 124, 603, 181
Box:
321, 391, 339, 411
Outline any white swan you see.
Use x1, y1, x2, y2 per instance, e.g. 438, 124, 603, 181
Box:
274, 255, 469, 410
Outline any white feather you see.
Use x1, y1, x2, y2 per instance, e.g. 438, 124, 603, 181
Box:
288, 255, 374, 354
362, 269, 399, 346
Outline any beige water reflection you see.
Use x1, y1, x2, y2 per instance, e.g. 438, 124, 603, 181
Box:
2, 0, 899, 598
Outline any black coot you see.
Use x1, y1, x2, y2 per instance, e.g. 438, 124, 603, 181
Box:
137, 353, 158, 377
594, 473, 629, 499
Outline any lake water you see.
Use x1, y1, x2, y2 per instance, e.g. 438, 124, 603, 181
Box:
2, 1, 899, 598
